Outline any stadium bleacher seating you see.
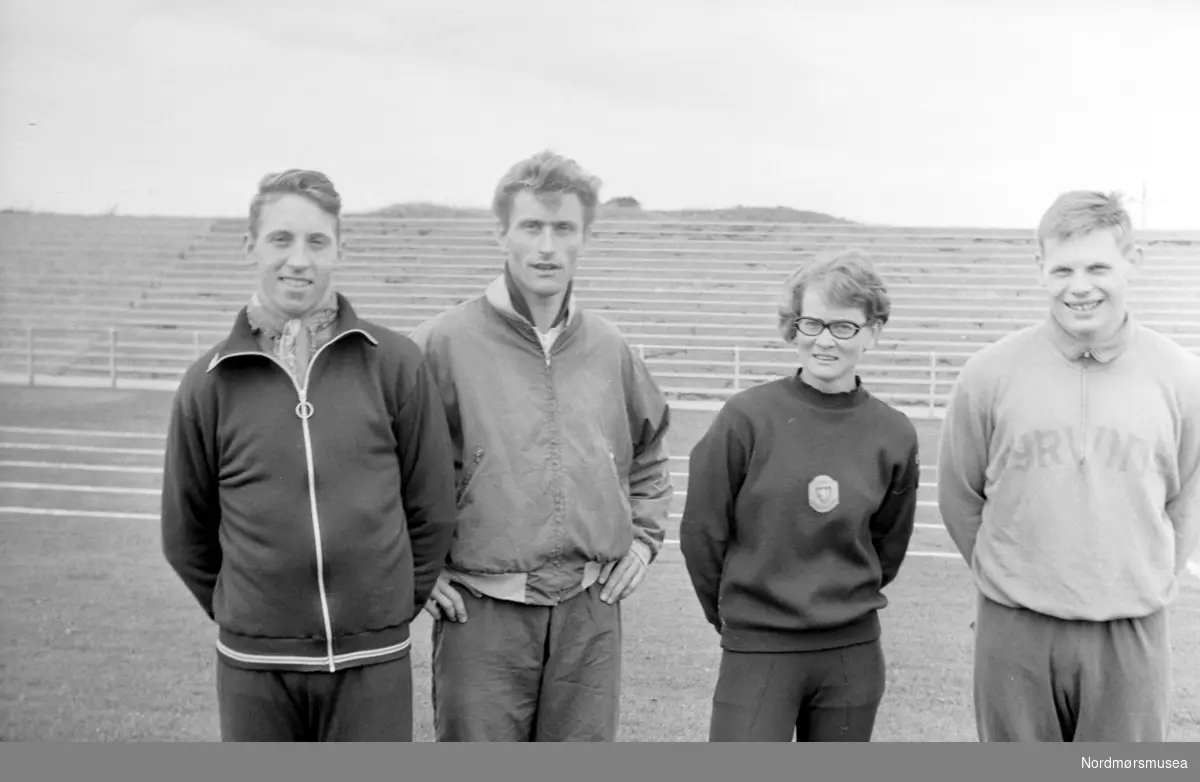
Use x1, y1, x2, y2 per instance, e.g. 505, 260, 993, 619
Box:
3, 212, 1199, 414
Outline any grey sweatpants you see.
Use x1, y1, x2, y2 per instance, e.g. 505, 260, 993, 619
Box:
215, 654, 413, 742
974, 594, 1172, 742
431, 583, 622, 742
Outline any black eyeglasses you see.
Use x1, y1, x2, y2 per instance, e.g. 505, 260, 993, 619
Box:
794, 316, 868, 340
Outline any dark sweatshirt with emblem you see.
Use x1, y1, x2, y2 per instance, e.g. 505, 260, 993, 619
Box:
680, 372, 920, 653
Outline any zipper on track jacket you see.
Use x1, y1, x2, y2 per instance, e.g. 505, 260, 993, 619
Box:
207, 329, 374, 672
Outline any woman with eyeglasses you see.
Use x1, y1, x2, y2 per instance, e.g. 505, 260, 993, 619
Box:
680, 247, 921, 742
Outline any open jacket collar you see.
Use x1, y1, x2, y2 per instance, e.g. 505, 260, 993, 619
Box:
207, 293, 377, 371
483, 275, 581, 339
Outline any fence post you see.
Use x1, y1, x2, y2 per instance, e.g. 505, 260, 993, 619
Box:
193, 330, 201, 358
637, 344, 645, 361
733, 345, 741, 391
928, 351, 936, 415
27, 327, 35, 386
110, 328, 118, 388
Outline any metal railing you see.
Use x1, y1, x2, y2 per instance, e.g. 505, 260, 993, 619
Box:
1, 327, 955, 415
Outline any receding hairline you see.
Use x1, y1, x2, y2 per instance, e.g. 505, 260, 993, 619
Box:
502, 187, 588, 224
492, 149, 602, 232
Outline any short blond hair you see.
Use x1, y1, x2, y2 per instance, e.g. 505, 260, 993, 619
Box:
1036, 190, 1135, 256
492, 150, 603, 232
777, 248, 891, 343
248, 169, 342, 240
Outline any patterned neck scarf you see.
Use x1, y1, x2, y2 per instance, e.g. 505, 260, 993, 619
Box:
246, 288, 340, 386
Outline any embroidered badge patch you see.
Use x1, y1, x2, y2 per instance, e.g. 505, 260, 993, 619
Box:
808, 475, 839, 513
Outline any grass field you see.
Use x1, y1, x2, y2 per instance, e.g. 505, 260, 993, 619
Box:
1, 384, 1198, 742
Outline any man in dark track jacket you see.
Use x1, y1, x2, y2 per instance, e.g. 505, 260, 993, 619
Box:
160, 169, 458, 742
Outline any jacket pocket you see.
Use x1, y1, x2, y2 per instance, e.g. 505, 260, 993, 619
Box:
456, 447, 485, 507
604, 442, 634, 528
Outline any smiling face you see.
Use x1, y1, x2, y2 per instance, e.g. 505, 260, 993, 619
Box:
1039, 228, 1138, 342
498, 188, 588, 302
246, 193, 340, 319
793, 286, 878, 394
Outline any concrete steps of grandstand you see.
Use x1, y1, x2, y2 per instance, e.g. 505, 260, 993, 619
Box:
8, 283, 1198, 313
133, 283, 1200, 304
179, 244, 1200, 268
4, 214, 1198, 400
0, 215, 217, 373
0, 240, 199, 252
201, 216, 1200, 241
166, 265, 1200, 287
160, 254, 1200, 277
182, 239, 1200, 261
6, 300, 1200, 333
5, 320, 1198, 360
172, 277, 1200, 298
23, 256, 1197, 277
101, 272, 1200, 294
95, 281, 1200, 307
11, 297, 1196, 326
11, 296, 1200, 331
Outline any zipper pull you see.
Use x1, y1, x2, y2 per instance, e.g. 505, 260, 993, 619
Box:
296, 392, 314, 420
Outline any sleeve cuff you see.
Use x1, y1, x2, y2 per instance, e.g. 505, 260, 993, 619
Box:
631, 539, 653, 567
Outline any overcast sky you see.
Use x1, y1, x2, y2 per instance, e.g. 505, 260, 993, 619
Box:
2, 0, 1199, 228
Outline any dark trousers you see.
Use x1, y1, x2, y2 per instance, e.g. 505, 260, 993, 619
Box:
431, 583, 622, 742
974, 593, 1172, 742
215, 654, 413, 742
708, 639, 887, 742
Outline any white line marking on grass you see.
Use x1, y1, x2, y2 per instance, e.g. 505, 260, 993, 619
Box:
0, 442, 163, 455
0, 506, 158, 521
0, 426, 165, 439
0, 506, 1195, 582
0, 481, 160, 495
0, 460, 162, 474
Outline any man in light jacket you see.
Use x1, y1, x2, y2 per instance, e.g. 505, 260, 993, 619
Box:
411, 150, 673, 742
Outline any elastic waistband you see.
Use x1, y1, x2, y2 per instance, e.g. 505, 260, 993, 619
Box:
216, 624, 411, 673
719, 611, 881, 653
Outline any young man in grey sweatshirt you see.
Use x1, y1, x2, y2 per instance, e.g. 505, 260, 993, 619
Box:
937, 190, 1200, 742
